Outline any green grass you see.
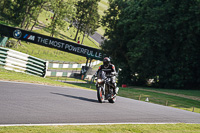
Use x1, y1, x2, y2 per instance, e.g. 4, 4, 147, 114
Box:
0, 124, 200, 133
139, 87, 200, 97
0, 68, 89, 90
98, 0, 109, 17
118, 87, 200, 113
8, 39, 87, 63
69, 83, 200, 113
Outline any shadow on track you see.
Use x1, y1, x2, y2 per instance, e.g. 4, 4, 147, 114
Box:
51, 92, 98, 103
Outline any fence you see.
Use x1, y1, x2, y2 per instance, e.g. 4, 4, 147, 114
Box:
0, 47, 48, 77
46, 60, 101, 79
48, 60, 102, 69
46, 69, 95, 80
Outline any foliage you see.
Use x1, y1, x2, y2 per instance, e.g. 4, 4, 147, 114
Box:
1, 0, 48, 27
73, 0, 100, 41
102, 0, 200, 89
49, 0, 75, 37
0, 0, 75, 33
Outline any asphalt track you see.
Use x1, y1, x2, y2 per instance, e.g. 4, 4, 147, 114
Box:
0, 80, 200, 125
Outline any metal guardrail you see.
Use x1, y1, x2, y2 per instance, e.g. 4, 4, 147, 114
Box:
0, 47, 48, 77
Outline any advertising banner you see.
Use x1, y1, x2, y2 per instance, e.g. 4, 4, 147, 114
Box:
0, 24, 103, 60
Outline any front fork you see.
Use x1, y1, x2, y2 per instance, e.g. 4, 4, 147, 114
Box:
96, 83, 105, 95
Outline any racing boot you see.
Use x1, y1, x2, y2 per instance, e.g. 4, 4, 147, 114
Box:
113, 83, 119, 95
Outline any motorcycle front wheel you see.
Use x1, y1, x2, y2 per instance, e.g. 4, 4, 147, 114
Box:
97, 87, 104, 103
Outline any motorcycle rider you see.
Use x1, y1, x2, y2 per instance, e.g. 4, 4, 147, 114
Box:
95, 57, 119, 95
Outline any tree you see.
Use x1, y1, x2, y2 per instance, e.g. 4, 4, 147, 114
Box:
81, 0, 100, 44
30, 0, 49, 31
101, 0, 133, 85
102, 0, 200, 89
0, 0, 48, 28
73, 0, 100, 42
49, 0, 75, 37
0, 0, 11, 13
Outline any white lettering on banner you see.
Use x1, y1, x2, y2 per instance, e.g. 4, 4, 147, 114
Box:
95, 52, 102, 58
37, 36, 42, 43
69, 45, 73, 51
36, 36, 102, 59
49, 40, 54, 46
81, 48, 86, 54
37, 37, 49, 45
44, 38, 48, 45
72, 46, 77, 52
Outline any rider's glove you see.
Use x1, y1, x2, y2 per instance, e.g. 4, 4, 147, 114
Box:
94, 72, 97, 77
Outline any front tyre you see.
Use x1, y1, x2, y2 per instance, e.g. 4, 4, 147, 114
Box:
97, 87, 104, 103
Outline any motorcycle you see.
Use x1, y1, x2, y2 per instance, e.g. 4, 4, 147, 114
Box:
95, 70, 116, 103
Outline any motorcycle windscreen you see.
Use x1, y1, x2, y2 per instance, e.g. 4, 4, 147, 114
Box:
97, 70, 106, 79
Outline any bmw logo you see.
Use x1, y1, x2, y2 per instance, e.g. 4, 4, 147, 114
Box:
13, 29, 22, 39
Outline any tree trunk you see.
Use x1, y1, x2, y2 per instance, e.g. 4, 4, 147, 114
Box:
1, 0, 6, 13
21, 17, 27, 28
25, 20, 31, 30
74, 26, 80, 41
31, 18, 38, 31
20, 1, 34, 28
74, 17, 84, 41
20, 4, 30, 28
81, 32, 86, 44
50, 13, 57, 37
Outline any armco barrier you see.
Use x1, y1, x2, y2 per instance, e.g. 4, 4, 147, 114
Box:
48, 60, 102, 69
0, 47, 48, 77
46, 71, 93, 80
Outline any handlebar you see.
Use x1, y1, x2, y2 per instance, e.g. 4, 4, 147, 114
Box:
93, 72, 118, 78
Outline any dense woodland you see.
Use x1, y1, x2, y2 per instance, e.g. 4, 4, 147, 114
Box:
1, 0, 200, 89
102, 0, 200, 89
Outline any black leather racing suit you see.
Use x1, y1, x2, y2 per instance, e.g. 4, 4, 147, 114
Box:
96, 64, 117, 91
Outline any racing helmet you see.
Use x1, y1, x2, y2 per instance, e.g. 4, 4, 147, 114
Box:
103, 57, 110, 67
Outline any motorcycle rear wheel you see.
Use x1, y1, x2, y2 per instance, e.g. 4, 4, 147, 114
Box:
97, 87, 104, 103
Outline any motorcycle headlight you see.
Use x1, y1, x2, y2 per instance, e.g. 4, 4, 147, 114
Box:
97, 79, 103, 83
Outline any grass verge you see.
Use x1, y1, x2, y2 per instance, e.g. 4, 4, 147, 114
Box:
0, 68, 88, 90
70, 83, 200, 113
0, 124, 200, 133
